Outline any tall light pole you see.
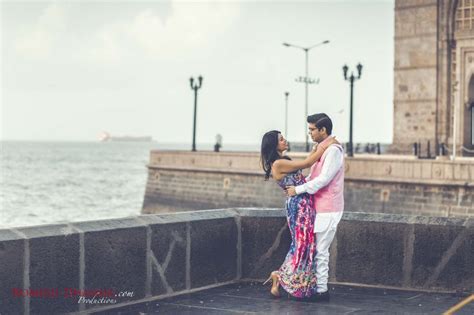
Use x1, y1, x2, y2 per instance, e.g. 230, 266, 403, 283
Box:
451, 80, 459, 160
189, 75, 203, 152
283, 40, 330, 151
342, 64, 363, 157
284, 91, 289, 140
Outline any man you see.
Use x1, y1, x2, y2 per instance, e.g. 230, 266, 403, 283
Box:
286, 113, 344, 302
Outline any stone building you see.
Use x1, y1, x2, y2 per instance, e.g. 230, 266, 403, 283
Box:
393, 0, 474, 156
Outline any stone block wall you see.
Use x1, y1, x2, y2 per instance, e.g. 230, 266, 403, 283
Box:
335, 212, 473, 291
143, 151, 474, 217
345, 180, 473, 217
1, 210, 472, 314
143, 168, 284, 212
0, 211, 240, 315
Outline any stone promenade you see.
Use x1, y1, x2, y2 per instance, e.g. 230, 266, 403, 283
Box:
91, 282, 473, 314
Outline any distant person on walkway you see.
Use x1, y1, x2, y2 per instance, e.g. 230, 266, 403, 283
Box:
260, 129, 338, 300
286, 113, 345, 302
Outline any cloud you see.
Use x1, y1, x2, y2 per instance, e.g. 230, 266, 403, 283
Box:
87, 1, 241, 63
129, 2, 240, 56
12, 1, 240, 64
14, 2, 66, 59
88, 23, 124, 64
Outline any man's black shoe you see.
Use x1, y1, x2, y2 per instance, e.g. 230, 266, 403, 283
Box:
303, 291, 330, 303
313, 290, 330, 302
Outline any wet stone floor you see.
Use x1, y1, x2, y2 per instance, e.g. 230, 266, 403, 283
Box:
92, 282, 473, 314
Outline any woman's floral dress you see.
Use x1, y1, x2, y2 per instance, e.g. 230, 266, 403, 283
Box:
275, 169, 318, 298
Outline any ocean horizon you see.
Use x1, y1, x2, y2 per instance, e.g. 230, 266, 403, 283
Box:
0, 141, 262, 229
0, 140, 391, 229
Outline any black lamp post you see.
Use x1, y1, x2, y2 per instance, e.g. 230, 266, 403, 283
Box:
343, 63, 363, 157
284, 91, 289, 140
189, 75, 203, 152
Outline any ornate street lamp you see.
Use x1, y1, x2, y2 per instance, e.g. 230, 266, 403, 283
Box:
189, 75, 203, 152
342, 63, 363, 157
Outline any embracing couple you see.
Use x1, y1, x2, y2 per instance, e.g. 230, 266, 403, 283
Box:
260, 113, 344, 302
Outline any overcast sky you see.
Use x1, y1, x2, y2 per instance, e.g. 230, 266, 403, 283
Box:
1, 0, 394, 144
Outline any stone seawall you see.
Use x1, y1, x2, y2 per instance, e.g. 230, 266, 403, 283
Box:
143, 151, 474, 217
0, 210, 472, 314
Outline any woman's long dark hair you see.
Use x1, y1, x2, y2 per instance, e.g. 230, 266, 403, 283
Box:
260, 130, 290, 180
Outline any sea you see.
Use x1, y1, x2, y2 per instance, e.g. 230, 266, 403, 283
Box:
0, 141, 259, 229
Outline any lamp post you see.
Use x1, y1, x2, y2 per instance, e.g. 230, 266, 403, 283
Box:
284, 91, 289, 140
283, 40, 330, 151
342, 63, 363, 157
189, 75, 203, 152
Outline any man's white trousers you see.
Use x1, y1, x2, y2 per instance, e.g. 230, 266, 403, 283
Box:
314, 211, 343, 293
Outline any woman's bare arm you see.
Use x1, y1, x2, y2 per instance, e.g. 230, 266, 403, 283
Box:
272, 137, 338, 176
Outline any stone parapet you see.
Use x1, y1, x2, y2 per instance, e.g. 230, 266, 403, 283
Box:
148, 151, 474, 184
148, 150, 261, 171
0, 210, 472, 314
343, 154, 474, 186
143, 151, 473, 217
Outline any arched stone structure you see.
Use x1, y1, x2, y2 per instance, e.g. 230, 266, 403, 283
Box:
393, 0, 474, 156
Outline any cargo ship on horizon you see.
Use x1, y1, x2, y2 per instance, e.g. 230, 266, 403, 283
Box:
99, 131, 153, 142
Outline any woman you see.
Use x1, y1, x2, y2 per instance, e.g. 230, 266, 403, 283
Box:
260, 130, 337, 300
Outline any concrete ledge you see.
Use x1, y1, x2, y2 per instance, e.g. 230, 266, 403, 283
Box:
0, 230, 26, 314
143, 152, 474, 217
147, 150, 474, 183
18, 225, 81, 314
149, 164, 474, 187
0, 210, 472, 314
342, 211, 472, 226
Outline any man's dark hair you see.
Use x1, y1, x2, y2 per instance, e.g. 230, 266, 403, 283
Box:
307, 113, 333, 135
